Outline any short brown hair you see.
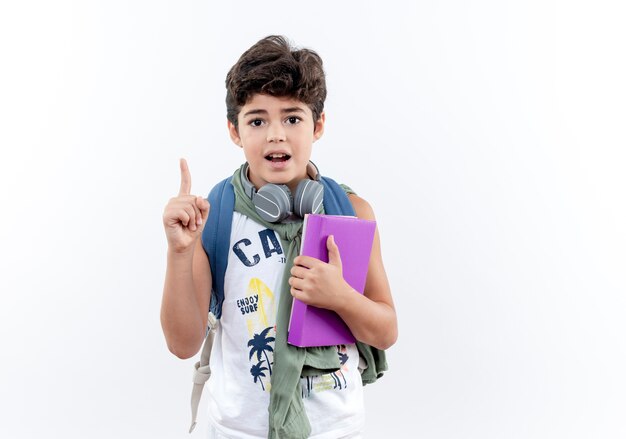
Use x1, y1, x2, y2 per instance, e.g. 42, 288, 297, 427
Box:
225, 35, 327, 129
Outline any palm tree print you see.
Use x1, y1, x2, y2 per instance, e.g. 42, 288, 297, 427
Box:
248, 326, 275, 375
250, 360, 268, 391
302, 346, 351, 395
332, 346, 349, 389
302, 376, 313, 398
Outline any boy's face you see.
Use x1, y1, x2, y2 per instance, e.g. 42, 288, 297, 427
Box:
228, 94, 324, 193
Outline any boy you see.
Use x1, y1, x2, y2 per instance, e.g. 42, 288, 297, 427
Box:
161, 35, 397, 438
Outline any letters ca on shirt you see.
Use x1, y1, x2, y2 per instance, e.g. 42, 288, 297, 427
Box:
230, 227, 285, 393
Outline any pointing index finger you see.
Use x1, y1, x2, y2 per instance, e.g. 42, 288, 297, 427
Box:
179, 158, 192, 196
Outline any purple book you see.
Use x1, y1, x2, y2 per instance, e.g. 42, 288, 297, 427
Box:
287, 214, 376, 347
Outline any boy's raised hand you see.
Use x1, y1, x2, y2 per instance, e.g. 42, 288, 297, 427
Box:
162, 158, 210, 254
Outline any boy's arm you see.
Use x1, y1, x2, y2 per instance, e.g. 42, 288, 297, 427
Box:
160, 159, 212, 359
161, 238, 212, 359
289, 194, 398, 350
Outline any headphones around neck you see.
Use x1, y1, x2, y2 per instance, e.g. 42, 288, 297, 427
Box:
240, 161, 324, 223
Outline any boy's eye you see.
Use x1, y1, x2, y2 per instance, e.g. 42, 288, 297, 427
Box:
249, 119, 264, 127
286, 116, 301, 125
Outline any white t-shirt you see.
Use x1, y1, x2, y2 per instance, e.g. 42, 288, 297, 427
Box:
206, 212, 365, 438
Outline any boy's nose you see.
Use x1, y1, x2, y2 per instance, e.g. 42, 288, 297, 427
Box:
267, 127, 286, 143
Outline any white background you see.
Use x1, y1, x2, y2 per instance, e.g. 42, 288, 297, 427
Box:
1, 1, 625, 438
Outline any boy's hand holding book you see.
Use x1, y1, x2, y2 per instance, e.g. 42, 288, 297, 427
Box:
289, 235, 352, 312
162, 158, 210, 254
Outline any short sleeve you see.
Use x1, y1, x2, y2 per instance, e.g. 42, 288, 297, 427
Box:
339, 183, 356, 196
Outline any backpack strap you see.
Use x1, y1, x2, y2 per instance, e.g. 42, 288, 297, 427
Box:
320, 176, 356, 216
189, 174, 353, 433
189, 313, 218, 433
202, 176, 235, 320
189, 177, 233, 433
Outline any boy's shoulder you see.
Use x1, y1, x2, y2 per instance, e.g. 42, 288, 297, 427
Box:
347, 193, 376, 221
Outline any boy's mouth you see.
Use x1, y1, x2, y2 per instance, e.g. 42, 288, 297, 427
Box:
265, 153, 291, 162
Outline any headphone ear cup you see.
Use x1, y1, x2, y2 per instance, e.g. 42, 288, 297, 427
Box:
293, 179, 324, 218
254, 184, 293, 223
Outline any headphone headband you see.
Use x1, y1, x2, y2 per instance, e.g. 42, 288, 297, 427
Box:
240, 161, 321, 200
239, 161, 324, 223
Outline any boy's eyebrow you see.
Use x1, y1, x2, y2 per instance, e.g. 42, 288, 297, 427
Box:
242, 109, 267, 117
280, 107, 306, 114
242, 107, 307, 117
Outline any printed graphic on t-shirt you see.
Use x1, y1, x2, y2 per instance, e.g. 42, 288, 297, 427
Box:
248, 325, 274, 391
301, 345, 351, 398
237, 277, 277, 393
230, 226, 285, 393
229, 224, 351, 396
232, 228, 286, 267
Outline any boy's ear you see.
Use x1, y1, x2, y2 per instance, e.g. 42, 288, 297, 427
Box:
313, 112, 325, 141
228, 120, 243, 147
